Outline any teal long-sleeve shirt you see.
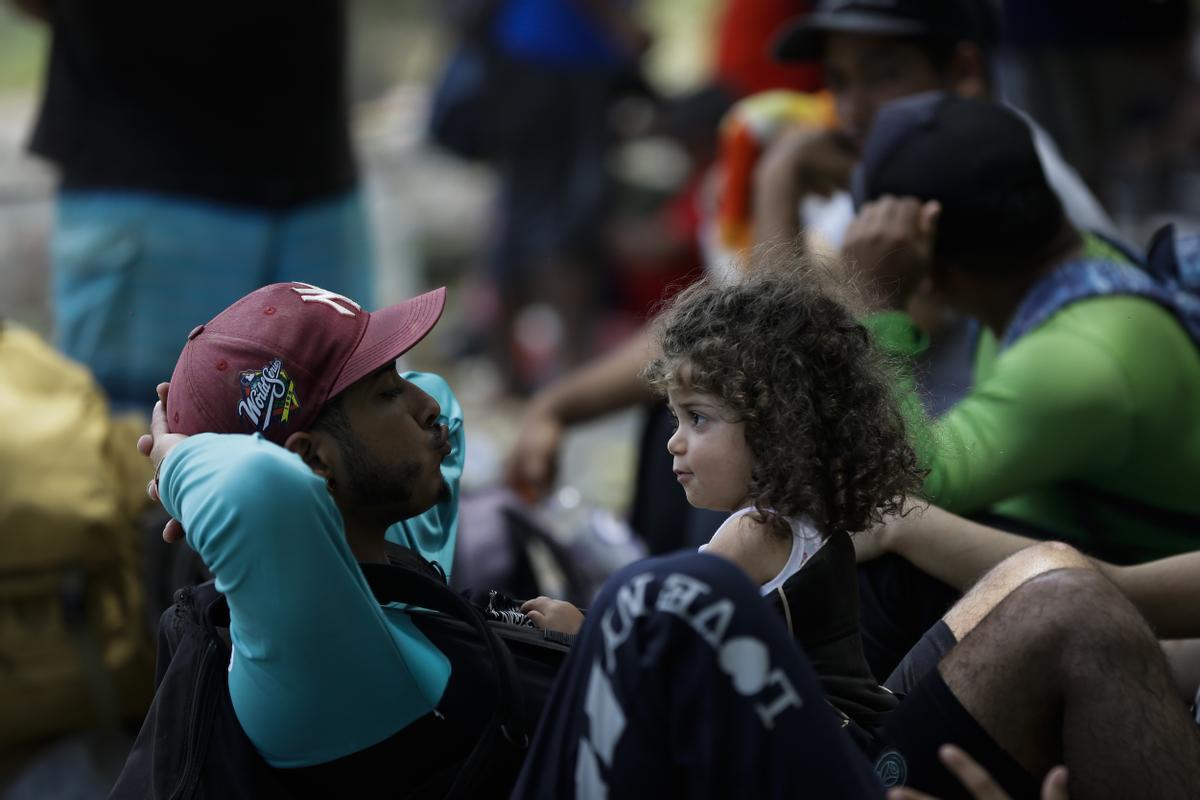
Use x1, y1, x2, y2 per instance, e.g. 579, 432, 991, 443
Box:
159, 372, 464, 767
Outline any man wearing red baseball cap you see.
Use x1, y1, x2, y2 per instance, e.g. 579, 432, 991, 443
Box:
136, 281, 480, 787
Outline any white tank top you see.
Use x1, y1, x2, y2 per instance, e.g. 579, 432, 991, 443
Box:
700, 507, 827, 596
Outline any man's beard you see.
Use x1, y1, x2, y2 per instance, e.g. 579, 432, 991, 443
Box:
343, 443, 418, 511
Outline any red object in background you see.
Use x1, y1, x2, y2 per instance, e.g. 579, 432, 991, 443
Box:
715, 0, 822, 97
614, 172, 707, 322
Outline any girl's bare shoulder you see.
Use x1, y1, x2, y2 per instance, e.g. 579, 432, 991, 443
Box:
706, 512, 792, 587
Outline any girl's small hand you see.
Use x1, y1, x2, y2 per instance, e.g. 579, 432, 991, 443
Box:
521, 597, 584, 635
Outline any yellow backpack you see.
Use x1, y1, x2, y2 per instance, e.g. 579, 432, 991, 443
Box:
0, 323, 154, 757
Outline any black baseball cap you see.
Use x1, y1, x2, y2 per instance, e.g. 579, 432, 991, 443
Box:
851, 92, 1063, 271
774, 0, 990, 62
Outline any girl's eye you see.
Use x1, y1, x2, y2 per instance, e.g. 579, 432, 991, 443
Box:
690, 412, 706, 427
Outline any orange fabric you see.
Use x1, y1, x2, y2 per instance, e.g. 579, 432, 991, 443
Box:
714, 90, 838, 256
717, 125, 762, 252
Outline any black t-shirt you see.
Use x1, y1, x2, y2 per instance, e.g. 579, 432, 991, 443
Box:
30, 1, 356, 209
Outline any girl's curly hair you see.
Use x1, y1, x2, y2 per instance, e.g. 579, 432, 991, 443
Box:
644, 263, 925, 539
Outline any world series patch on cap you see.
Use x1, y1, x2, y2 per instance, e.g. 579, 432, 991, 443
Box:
167, 282, 445, 444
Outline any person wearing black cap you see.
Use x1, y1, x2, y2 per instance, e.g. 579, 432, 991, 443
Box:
842, 95, 1198, 682
755, 0, 1115, 250
845, 94, 1200, 572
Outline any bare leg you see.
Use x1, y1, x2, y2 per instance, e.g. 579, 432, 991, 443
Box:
942, 541, 1093, 640
940, 568, 1200, 798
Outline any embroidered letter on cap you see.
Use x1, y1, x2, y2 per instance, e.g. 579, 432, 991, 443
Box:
291, 282, 362, 317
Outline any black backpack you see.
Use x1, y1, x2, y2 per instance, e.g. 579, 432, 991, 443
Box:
109, 548, 569, 799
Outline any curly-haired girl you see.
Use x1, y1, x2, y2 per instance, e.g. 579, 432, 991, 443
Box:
524, 270, 923, 691
644, 270, 923, 562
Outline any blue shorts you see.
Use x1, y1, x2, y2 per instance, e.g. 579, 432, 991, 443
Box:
52, 189, 374, 410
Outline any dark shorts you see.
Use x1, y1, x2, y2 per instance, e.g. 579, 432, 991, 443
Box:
858, 555, 961, 681
885, 619, 958, 695
876, 664, 1041, 800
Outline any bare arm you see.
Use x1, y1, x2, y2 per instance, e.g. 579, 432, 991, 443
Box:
1102, 554, 1200, 640
867, 503, 1038, 590
751, 127, 857, 249
506, 326, 658, 498
703, 513, 790, 589
867, 503, 1200, 638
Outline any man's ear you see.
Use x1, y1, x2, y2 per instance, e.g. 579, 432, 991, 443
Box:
284, 430, 337, 482
946, 42, 988, 99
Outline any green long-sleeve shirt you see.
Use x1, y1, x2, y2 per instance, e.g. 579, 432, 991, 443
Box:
870, 293, 1200, 564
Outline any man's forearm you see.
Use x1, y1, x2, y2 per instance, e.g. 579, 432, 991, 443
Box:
751, 177, 804, 250
890, 505, 1200, 639
1103, 553, 1200, 640
887, 504, 1035, 591
533, 325, 659, 425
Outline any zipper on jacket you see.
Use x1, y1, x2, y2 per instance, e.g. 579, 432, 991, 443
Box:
169, 637, 217, 800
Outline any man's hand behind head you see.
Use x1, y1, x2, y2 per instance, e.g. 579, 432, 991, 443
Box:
754, 127, 859, 247
137, 382, 189, 542
842, 195, 940, 313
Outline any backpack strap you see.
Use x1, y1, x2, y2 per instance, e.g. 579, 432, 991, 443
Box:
358, 561, 529, 798
382, 540, 447, 583
1147, 223, 1200, 290
1003, 230, 1200, 351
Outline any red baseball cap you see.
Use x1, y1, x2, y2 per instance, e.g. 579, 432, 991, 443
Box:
167, 282, 446, 444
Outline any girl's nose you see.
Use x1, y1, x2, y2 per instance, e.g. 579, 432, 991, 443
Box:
666, 428, 685, 455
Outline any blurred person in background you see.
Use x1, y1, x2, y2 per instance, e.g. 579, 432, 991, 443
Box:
753, 0, 1115, 259
745, 0, 1117, 411
604, 87, 732, 327
0, 319, 155, 798
476, 0, 650, 392
12, 0, 372, 412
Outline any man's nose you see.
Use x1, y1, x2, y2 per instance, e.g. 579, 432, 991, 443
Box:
411, 385, 441, 428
